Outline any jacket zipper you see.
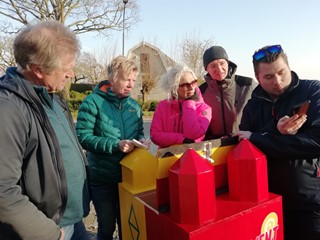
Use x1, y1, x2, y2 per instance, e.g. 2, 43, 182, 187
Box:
219, 84, 227, 135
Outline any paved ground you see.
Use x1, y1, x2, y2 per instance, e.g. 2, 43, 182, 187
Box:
83, 203, 119, 240
83, 202, 98, 239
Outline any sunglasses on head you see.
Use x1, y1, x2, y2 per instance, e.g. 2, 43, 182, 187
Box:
253, 45, 282, 61
179, 79, 198, 88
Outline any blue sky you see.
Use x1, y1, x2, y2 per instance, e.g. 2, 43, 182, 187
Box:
81, 0, 320, 80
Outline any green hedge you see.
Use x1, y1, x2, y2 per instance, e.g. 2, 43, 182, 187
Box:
70, 83, 95, 93
67, 90, 90, 112
137, 100, 158, 111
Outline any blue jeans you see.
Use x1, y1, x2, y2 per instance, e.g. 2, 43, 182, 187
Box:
63, 221, 89, 240
63, 224, 74, 240
91, 182, 122, 240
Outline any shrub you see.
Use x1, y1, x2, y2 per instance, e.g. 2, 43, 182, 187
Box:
68, 100, 83, 112
136, 100, 158, 111
70, 90, 88, 101
149, 101, 158, 111
68, 90, 89, 113
70, 83, 95, 93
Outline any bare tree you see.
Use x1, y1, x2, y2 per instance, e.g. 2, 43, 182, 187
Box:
0, 0, 140, 98
74, 52, 107, 83
172, 30, 215, 80
0, 35, 15, 74
0, 0, 140, 35
139, 52, 156, 102
94, 39, 119, 72
73, 40, 119, 84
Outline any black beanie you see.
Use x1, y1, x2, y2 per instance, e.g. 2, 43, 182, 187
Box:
203, 46, 229, 70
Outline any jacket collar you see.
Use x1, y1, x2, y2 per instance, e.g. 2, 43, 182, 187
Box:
252, 71, 300, 102
93, 79, 130, 104
205, 73, 236, 89
204, 60, 238, 88
0, 67, 38, 103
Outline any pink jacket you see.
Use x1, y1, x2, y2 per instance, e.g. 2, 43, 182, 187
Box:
150, 88, 212, 148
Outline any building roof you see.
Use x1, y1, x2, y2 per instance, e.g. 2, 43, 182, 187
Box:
127, 41, 176, 71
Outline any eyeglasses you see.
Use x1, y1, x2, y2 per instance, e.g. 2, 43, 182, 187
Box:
179, 79, 198, 88
253, 45, 282, 61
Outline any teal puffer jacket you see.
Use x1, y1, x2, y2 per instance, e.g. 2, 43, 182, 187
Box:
76, 80, 144, 183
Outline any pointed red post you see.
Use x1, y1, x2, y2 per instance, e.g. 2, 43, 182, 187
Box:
227, 139, 269, 202
169, 148, 216, 224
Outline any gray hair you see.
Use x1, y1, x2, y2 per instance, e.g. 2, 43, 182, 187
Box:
14, 20, 80, 74
161, 64, 197, 100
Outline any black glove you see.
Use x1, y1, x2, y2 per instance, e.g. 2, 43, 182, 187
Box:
183, 138, 195, 144
186, 90, 199, 101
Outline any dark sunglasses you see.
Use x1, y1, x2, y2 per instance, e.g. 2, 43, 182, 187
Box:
179, 79, 198, 88
253, 45, 282, 61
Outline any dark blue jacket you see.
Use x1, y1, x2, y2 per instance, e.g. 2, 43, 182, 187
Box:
240, 71, 320, 211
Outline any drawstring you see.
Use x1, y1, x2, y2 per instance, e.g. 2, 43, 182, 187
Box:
178, 101, 182, 133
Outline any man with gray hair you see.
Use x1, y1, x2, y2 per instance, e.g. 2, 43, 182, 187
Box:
0, 20, 90, 240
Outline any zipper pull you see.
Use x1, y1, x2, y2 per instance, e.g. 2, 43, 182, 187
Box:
315, 162, 320, 177
272, 106, 275, 116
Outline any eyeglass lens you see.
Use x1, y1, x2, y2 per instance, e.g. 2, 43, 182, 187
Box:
253, 45, 282, 60
179, 80, 198, 88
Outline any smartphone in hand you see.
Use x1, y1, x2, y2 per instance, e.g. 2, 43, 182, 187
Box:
292, 100, 311, 117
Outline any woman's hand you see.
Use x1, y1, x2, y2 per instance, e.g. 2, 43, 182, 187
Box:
119, 140, 135, 153
139, 138, 151, 149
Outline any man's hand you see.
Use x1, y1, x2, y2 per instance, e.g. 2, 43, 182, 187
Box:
233, 131, 252, 141
59, 229, 65, 240
277, 114, 307, 135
